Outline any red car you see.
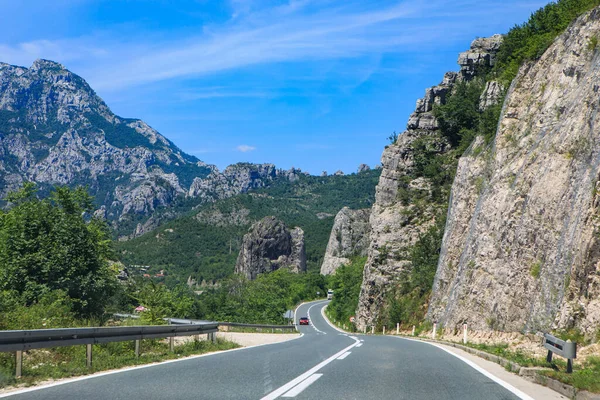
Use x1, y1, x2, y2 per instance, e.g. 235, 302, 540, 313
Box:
299, 317, 310, 325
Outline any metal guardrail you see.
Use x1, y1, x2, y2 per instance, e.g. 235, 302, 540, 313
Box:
543, 333, 577, 373
114, 314, 297, 330
0, 322, 218, 378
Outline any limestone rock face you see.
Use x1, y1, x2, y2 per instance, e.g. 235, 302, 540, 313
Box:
235, 216, 306, 279
0, 60, 205, 229
320, 207, 371, 275
457, 34, 503, 81
428, 8, 600, 334
479, 81, 504, 110
355, 35, 502, 330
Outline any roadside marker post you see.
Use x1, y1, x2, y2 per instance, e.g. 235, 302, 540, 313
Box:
396, 323, 399, 335
383, 326, 386, 335
432, 322, 437, 339
412, 325, 415, 336
86, 344, 93, 368
15, 350, 22, 378
371, 326, 374, 335
463, 323, 468, 344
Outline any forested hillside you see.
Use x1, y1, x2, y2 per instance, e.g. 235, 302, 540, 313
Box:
117, 169, 381, 284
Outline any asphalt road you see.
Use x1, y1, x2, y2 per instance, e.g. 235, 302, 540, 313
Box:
3, 300, 532, 399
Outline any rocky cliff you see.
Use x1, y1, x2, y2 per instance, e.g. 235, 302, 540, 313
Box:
235, 216, 306, 280
428, 8, 600, 334
0, 60, 303, 237
320, 207, 370, 275
355, 35, 503, 330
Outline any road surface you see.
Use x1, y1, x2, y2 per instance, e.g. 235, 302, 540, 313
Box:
2, 300, 553, 399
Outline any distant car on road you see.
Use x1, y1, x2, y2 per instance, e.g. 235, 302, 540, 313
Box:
299, 317, 310, 325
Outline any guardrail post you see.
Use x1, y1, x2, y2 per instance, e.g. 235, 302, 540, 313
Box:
86, 344, 93, 368
396, 323, 399, 335
15, 351, 22, 378
169, 336, 174, 352
135, 339, 140, 357
546, 349, 553, 363
463, 323, 468, 344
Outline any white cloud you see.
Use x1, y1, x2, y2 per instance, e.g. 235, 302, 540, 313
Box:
236, 145, 256, 152
0, 0, 549, 92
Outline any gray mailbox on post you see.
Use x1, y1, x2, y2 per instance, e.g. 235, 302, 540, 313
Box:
543, 333, 577, 373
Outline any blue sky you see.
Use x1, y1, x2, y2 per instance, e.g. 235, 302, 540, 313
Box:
0, 0, 547, 174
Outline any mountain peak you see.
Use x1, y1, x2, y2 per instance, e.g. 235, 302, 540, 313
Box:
30, 59, 66, 72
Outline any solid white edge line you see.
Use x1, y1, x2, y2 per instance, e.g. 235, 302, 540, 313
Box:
336, 352, 351, 360
320, 304, 349, 334
393, 337, 535, 400
0, 333, 305, 399
260, 335, 360, 400
281, 374, 323, 398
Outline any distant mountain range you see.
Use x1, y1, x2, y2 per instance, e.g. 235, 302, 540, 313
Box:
0, 59, 309, 237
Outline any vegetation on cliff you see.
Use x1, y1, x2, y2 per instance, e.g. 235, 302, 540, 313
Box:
494, 0, 600, 84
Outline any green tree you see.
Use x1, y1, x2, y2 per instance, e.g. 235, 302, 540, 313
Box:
0, 183, 117, 317
327, 257, 366, 331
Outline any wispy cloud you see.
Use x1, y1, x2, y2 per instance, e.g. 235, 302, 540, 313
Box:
236, 145, 256, 152
0, 0, 549, 94
0, 0, 478, 91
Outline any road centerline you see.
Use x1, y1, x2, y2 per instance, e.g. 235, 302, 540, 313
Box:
260, 339, 359, 400
281, 374, 323, 398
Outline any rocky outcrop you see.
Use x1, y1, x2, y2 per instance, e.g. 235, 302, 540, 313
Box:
358, 164, 371, 173
235, 216, 306, 279
320, 207, 370, 275
188, 163, 303, 202
428, 8, 600, 335
355, 35, 503, 330
0, 60, 304, 237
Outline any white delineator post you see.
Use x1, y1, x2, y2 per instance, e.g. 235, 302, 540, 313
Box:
383, 326, 386, 335
371, 326, 374, 335
363, 326, 366, 334
396, 323, 400, 335
463, 323, 468, 344
432, 322, 437, 339
412, 325, 415, 336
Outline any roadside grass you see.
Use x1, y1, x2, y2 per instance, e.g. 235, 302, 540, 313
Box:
541, 356, 600, 393
0, 338, 238, 389
220, 326, 297, 334
459, 342, 551, 368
